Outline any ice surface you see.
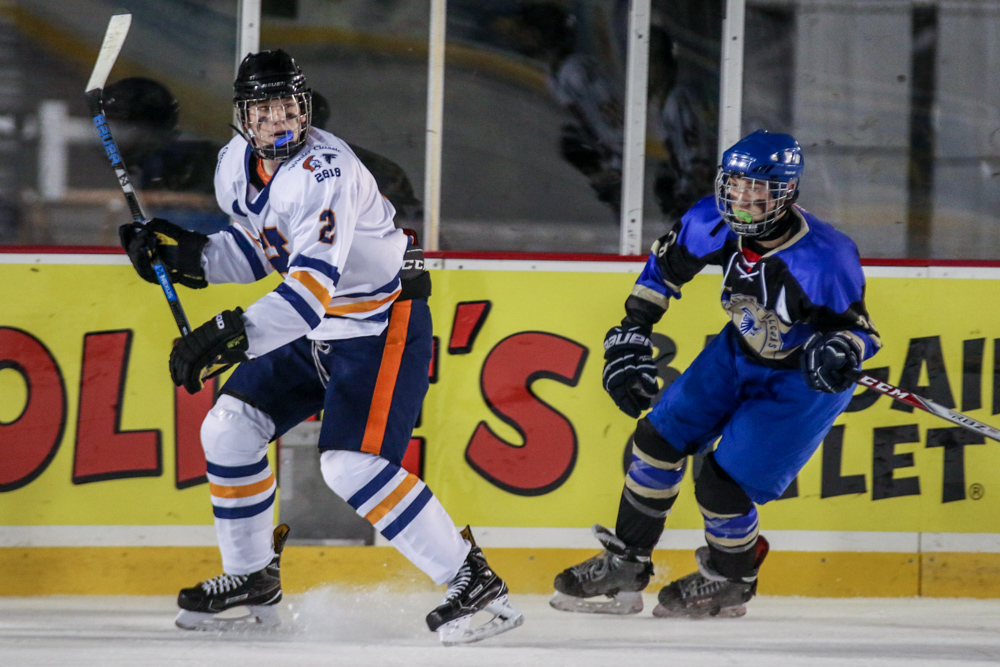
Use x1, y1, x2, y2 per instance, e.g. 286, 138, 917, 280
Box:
3, 589, 1000, 666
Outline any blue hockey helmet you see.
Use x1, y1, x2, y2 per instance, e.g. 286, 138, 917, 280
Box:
715, 130, 803, 238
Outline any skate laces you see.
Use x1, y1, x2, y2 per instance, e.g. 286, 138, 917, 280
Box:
443, 561, 473, 603
199, 573, 248, 595
569, 550, 622, 582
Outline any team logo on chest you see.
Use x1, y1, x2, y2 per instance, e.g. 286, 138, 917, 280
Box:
722, 294, 791, 359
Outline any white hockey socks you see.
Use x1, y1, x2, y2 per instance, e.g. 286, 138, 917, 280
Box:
320, 450, 470, 584
202, 395, 278, 575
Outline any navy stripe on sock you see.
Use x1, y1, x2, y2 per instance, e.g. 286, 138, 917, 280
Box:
206, 456, 270, 479
380, 486, 432, 541
212, 490, 276, 519
347, 464, 399, 510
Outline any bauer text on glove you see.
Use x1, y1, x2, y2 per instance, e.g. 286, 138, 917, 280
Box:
602, 325, 658, 418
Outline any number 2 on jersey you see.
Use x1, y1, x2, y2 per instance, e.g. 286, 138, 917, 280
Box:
318, 209, 336, 244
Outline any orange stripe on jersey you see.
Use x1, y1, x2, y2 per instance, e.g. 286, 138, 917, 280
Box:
364, 473, 419, 524
209, 473, 275, 499
360, 300, 412, 455
291, 271, 333, 306
326, 289, 401, 316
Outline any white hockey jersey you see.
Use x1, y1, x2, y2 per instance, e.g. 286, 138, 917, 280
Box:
204, 127, 407, 358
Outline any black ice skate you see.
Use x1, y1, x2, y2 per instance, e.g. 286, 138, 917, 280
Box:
550, 524, 653, 615
175, 523, 290, 631
653, 534, 769, 619
426, 526, 524, 646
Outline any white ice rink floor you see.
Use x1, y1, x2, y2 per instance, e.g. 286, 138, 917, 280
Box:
4, 590, 1000, 667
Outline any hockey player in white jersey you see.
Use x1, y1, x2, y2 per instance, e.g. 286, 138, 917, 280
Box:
119, 50, 522, 644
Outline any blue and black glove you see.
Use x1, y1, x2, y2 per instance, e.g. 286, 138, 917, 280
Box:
802, 331, 862, 393
602, 325, 658, 418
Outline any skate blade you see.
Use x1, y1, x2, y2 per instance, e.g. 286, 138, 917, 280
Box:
175, 604, 281, 631
651, 602, 747, 619
549, 591, 643, 615
438, 595, 524, 646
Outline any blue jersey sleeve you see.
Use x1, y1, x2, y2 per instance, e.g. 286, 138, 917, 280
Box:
623, 196, 735, 329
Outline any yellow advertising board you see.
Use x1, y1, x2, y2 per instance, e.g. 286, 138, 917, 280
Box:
2, 255, 1000, 538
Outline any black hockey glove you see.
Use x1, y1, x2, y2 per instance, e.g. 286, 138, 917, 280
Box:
602, 325, 658, 418
802, 331, 862, 394
169, 308, 249, 394
120, 218, 209, 289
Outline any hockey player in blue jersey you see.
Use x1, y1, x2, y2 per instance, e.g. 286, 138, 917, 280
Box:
119, 50, 522, 644
551, 130, 881, 618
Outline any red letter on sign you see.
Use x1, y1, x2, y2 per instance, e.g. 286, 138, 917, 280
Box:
465, 332, 588, 495
0, 328, 67, 491
73, 330, 161, 484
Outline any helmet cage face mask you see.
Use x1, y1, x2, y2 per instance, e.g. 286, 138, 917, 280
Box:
236, 92, 312, 161
715, 170, 798, 238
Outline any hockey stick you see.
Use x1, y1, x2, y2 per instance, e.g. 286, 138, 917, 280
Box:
85, 12, 191, 336
85, 12, 230, 383
852, 370, 1000, 443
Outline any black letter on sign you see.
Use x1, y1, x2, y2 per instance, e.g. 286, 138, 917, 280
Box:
894, 336, 954, 413
872, 425, 921, 500
821, 425, 867, 498
926, 427, 985, 503
962, 338, 984, 412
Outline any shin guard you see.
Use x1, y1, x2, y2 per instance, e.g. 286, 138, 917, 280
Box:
616, 418, 686, 549
694, 452, 759, 579
201, 395, 278, 575
321, 450, 470, 584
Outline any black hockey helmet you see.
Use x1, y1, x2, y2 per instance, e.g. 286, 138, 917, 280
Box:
234, 50, 312, 160
104, 77, 179, 130
103, 77, 180, 163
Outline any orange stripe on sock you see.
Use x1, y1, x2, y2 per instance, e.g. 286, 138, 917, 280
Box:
209, 473, 275, 499
364, 473, 419, 525
360, 300, 412, 456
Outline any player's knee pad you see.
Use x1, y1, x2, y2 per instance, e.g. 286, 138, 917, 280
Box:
695, 452, 759, 578
200, 394, 275, 467
623, 418, 687, 517
633, 417, 686, 464
319, 449, 392, 500
694, 451, 753, 516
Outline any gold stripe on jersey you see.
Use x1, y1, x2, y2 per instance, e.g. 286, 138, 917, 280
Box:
326, 289, 401, 316
291, 271, 333, 306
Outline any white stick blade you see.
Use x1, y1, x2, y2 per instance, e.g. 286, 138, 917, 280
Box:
85, 12, 132, 92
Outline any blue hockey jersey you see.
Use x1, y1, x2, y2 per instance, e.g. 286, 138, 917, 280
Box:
626, 196, 880, 367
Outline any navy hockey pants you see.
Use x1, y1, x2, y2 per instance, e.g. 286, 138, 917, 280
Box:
221, 297, 432, 465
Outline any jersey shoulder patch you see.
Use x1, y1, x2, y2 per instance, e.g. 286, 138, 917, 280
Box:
780, 209, 865, 310
282, 130, 356, 191
676, 195, 730, 259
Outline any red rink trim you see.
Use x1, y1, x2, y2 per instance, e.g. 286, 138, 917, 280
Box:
1, 245, 125, 254
4, 245, 1000, 268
